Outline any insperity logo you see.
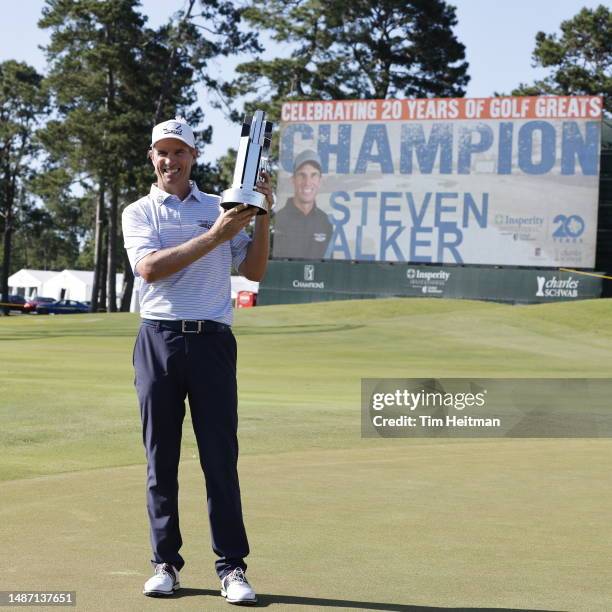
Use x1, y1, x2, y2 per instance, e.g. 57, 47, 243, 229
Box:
536, 275, 579, 298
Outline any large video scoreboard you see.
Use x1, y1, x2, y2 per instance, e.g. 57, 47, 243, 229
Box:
274, 96, 602, 268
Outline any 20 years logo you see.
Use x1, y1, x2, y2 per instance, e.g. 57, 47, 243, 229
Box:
552, 214, 585, 240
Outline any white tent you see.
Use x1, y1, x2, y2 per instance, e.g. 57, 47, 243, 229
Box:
10, 267, 255, 311
43, 269, 124, 305
8, 269, 57, 299
231, 276, 259, 300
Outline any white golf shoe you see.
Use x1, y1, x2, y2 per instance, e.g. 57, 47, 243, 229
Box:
221, 567, 257, 605
143, 563, 180, 596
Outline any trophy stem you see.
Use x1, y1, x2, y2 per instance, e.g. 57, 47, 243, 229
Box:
221, 110, 273, 216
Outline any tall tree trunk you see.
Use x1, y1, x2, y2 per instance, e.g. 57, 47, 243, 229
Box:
120, 249, 134, 312
104, 57, 118, 313
154, 0, 196, 123
1, 175, 14, 316
91, 180, 105, 312
106, 182, 118, 312
1, 215, 12, 316
99, 226, 108, 311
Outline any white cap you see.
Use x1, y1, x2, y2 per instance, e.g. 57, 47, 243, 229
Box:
151, 117, 195, 149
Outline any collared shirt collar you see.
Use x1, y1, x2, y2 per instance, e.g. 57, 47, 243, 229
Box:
150, 181, 205, 205
286, 196, 318, 217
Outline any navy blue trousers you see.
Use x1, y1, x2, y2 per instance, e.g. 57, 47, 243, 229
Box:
133, 321, 249, 578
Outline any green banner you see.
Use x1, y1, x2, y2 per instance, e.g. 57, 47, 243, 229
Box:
258, 261, 602, 305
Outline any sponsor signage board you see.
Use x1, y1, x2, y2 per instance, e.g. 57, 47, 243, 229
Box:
275, 96, 603, 267
257, 261, 602, 305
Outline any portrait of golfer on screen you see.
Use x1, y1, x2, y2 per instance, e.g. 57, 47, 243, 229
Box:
273, 149, 333, 259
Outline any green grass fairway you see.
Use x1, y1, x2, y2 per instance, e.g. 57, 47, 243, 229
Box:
1, 298, 611, 611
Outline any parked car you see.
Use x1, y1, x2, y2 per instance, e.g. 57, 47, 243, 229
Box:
36, 299, 90, 315
23, 296, 56, 313
1, 294, 28, 313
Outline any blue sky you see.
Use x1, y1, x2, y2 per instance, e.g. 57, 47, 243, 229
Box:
0, 0, 603, 163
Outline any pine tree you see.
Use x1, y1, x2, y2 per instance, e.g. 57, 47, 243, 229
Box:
40, 0, 262, 311
0, 61, 48, 315
39, 0, 152, 311
223, 0, 469, 122
512, 5, 611, 114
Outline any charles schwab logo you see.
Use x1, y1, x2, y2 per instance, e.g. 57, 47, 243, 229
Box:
536, 275, 579, 298
293, 264, 324, 289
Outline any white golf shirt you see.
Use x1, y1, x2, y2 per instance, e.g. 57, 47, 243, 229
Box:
122, 182, 251, 325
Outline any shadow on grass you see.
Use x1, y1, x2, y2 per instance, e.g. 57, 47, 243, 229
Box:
0, 327, 137, 341
0, 323, 363, 341
0, 332, 136, 341
235, 323, 365, 336
174, 588, 558, 611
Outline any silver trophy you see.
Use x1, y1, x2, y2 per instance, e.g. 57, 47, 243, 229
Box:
220, 110, 273, 216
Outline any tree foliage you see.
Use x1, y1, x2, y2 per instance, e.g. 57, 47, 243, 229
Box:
39, 0, 205, 310
35, 0, 264, 311
512, 5, 611, 114
0, 60, 48, 313
2, 0, 473, 309
223, 0, 469, 122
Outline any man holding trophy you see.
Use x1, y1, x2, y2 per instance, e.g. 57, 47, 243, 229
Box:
122, 113, 273, 605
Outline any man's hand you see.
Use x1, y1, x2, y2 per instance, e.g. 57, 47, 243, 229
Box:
210, 204, 258, 244
238, 169, 274, 282
254, 170, 274, 213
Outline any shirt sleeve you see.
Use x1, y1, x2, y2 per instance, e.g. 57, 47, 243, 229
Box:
231, 228, 252, 271
122, 204, 161, 276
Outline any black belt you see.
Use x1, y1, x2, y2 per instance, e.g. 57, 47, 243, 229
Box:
142, 319, 231, 334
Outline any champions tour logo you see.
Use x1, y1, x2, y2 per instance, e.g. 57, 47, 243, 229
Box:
536, 275, 579, 298
292, 265, 325, 289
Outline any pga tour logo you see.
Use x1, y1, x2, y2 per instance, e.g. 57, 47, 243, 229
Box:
536, 275, 579, 298
292, 264, 324, 289
304, 265, 315, 281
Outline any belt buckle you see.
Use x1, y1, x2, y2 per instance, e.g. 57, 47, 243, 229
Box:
181, 320, 202, 334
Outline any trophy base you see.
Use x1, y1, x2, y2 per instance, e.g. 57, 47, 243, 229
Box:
220, 188, 268, 215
